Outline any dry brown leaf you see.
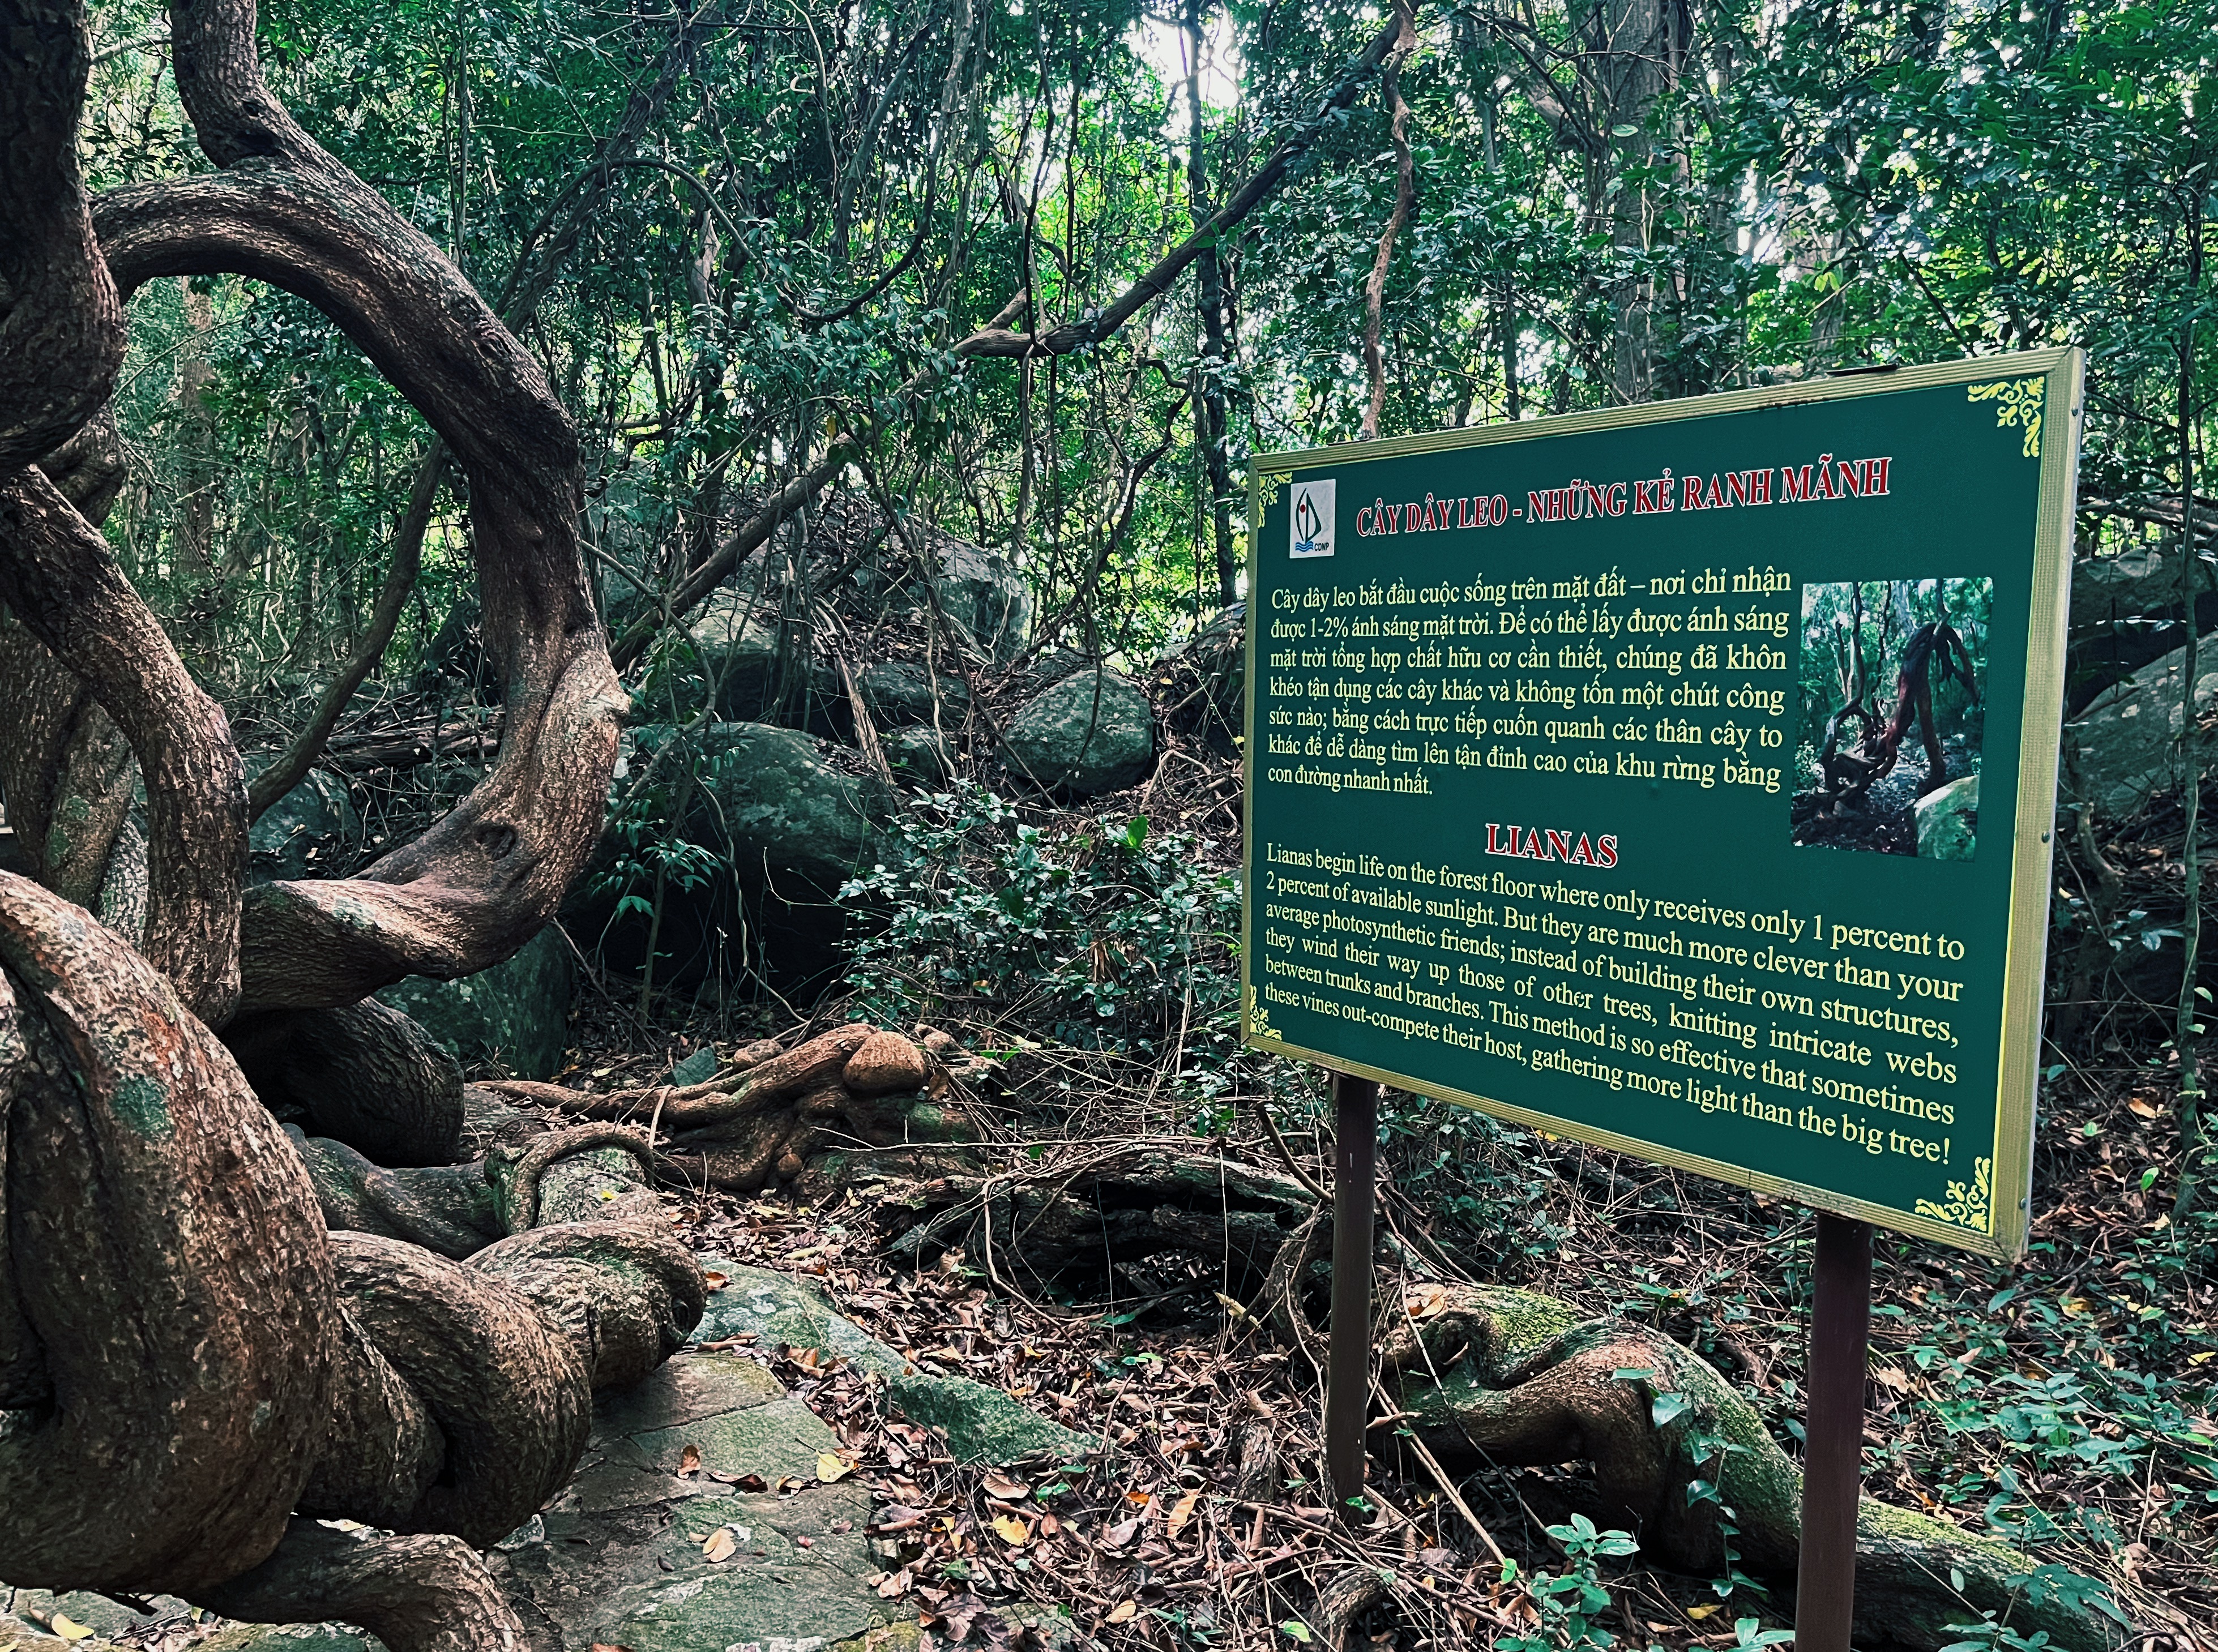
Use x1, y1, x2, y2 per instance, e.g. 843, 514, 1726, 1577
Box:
818, 1451, 853, 1483
992, 1513, 1032, 1545
982, 1473, 1030, 1501
702, 1271, 729, 1291
46, 1619, 94, 1645
678, 1444, 702, 1476
1101, 1517, 1140, 1549
1106, 1600, 1139, 1624
702, 1526, 738, 1563
1166, 1491, 1199, 1535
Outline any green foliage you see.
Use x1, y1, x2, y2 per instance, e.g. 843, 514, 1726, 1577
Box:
836, 782, 1241, 1052
1490, 1514, 1641, 1652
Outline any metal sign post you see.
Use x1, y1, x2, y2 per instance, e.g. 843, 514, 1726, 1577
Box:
1794, 1214, 1873, 1651
1325, 1072, 1379, 1520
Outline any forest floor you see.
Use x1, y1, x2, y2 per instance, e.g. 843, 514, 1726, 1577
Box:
542, 1021, 2217, 1652
543, 733, 2217, 1652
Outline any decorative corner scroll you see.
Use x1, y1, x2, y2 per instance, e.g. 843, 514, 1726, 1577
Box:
1244, 982, 1279, 1042
1253, 473, 1289, 512
1914, 1156, 1994, 1233
1967, 378, 2045, 459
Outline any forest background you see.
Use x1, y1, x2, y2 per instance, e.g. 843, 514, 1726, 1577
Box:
22, 0, 2218, 1648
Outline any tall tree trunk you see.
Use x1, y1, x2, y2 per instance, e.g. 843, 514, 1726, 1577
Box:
1590, 0, 1682, 404
1185, 0, 1238, 605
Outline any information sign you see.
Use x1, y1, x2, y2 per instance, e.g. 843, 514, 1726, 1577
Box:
1242, 350, 2082, 1257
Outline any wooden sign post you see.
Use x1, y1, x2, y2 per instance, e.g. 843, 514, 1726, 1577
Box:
1242, 351, 2084, 1616
1325, 1072, 1379, 1518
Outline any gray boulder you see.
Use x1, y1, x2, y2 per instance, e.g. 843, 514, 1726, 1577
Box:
247, 768, 358, 881
883, 725, 958, 786
1001, 668, 1155, 796
374, 925, 574, 1080
1915, 773, 1978, 861
684, 587, 783, 714
2067, 637, 2218, 821
856, 658, 971, 729
2072, 544, 2189, 631
932, 541, 1032, 664
681, 722, 893, 889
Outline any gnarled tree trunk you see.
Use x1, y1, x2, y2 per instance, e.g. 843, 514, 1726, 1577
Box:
0, 1, 698, 1642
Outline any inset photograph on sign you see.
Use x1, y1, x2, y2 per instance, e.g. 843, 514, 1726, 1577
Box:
1790, 576, 1991, 860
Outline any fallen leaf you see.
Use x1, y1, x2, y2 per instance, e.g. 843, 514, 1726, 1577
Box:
1125, 1490, 1153, 1508
48, 1620, 94, 1645
1106, 1600, 1139, 1624
992, 1513, 1032, 1545
591, 1644, 639, 1651
871, 1505, 926, 1531
1686, 1603, 1723, 1621
678, 1444, 702, 1476
1166, 1491, 1199, 1535
1871, 1367, 1909, 1393
818, 1451, 853, 1483
2129, 1099, 2163, 1119
877, 1568, 914, 1599
702, 1272, 729, 1290
982, 1473, 1030, 1501
702, 1527, 738, 1563
1100, 1517, 1140, 1549
732, 1473, 770, 1492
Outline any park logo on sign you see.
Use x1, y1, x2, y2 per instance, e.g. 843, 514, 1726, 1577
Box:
1290, 479, 1336, 558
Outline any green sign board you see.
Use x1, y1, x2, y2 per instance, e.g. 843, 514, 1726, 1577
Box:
1242, 350, 2082, 1258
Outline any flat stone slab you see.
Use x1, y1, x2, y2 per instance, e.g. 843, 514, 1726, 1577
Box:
696, 1262, 1092, 1467
486, 1348, 900, 1651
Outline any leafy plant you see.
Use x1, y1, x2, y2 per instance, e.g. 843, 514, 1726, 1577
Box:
1491, 1515, 1639, 1652
836, 782, 1240, 1053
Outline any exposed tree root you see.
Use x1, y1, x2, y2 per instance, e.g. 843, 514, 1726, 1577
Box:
828, 1142, 2116, 1652
0, 2, 698, 1642
0, 876, 336, 1596
227, 998, 466, 1166
1381, 1281, 2116, 1652
481, 1022, 969, 1194
866, 1148, 1317, 1295
201, 1520, 528, 1652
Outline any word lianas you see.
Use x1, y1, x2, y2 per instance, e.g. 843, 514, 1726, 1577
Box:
1351, 454, 1892, 539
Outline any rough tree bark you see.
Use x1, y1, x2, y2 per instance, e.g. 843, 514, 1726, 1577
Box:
0, 1, 704, 1642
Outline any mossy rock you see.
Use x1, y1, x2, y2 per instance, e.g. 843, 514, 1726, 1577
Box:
374, 925, 574, 1080
694, 1264, 1093, 1466
1001, 669, 1155, 797
857, 660, 972, 729
681, 722, 893, 891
